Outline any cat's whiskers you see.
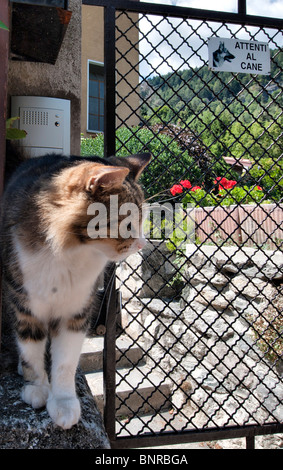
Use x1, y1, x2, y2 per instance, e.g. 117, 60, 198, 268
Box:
143, 187, 173, 203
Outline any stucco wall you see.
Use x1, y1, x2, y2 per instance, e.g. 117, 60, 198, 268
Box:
8, 0, 81, 155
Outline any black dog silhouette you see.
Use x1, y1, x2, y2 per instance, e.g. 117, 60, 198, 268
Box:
213, 42, 235, 67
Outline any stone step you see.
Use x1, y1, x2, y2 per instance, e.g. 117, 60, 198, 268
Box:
116, 412, 211, 448
85, 365, 171, 417
116, 410, 190, 437
79, 335, 144, 373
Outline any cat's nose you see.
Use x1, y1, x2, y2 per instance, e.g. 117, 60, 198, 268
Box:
137, 238, 146, 251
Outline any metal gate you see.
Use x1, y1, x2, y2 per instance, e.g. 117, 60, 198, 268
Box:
83, 0, 283, 449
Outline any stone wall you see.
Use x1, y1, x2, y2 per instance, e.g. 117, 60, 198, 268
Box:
0, 371, 110, 449
118, 241, 283, 432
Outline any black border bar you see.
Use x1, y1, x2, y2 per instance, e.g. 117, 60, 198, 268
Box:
83, 0, 283, 29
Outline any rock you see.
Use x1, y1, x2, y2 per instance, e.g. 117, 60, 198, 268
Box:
119, 241, 282, 445
117, 240, 178, 300
117, 252, 144, 300
142, 298, 181, 318
186, 265, 229, 287
230, 275, 269, 299
210, 273, 230, 287
0, 371, 110, 449
191, 285, 236, 310
186, 244, 283, 280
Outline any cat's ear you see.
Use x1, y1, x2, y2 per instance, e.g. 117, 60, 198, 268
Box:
109, 153, 151, 181
126, 153, 151, 180
86, 166, 129, 193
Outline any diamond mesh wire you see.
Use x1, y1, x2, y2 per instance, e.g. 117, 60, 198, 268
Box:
112, 9, 282, 442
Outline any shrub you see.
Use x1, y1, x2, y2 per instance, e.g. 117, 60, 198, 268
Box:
81, 127, 203, 200
248, 157, 283, 202
170, 177, 268, 208
81, 133, 104, 157
250, 291, 283, 365
81, 128, 282, 203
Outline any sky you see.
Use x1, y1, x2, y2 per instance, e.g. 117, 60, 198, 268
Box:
143, 0, 283, 18
137, 0, 283, 77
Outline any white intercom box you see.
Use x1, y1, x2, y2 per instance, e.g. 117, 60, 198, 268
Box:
11, 96, 70, 157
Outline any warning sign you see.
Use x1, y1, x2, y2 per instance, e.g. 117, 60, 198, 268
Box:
208, 37, 270, 75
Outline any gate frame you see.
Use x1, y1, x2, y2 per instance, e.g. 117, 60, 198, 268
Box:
82, 0, 283, 449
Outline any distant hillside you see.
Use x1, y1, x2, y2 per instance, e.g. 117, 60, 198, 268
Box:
140, 49, 283, 162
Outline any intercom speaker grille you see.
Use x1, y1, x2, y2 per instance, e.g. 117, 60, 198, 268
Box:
22, 110, 49, 126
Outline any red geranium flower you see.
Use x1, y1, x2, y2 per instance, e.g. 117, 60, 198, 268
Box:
214, 177, 228, 185
180, 180, 192, 189
256, 186, 262, 190
170, 184, 183, 196
214, 177, 237, 191
214, 177, 225, 190
225, 180, 237, 189
191, 186, 201, 192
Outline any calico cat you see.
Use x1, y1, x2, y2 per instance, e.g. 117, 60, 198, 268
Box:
0, 151, 150, 429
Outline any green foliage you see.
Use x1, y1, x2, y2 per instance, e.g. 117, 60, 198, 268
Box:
82, 48, 283, 202
81, 127, 282, 204
81, 133, 104, 157
219, 186, 266, 206
182, 188, 218, 207
81, 127, 203, 200
0, 20, 9, 31
181, 185, 267, 207
6, 117, 27, 140
248, 157, 283, 201
141, 49, 283, 164
249, 294, 283, 365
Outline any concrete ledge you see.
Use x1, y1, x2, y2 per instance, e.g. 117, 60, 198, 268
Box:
0, 370, 110, 449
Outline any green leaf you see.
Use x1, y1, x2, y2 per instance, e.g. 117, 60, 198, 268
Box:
6, 128, 27, 140
6, 117, 20, 129
6, 117, 27, 140
0, 20, 9, 31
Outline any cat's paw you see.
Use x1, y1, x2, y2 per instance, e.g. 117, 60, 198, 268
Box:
47, 396, 81, 429
22, 383, 49, 409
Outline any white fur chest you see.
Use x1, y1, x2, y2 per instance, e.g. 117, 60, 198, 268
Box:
14, 236, 108, 321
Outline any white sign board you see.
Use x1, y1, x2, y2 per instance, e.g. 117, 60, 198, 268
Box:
208, 37, 270, 75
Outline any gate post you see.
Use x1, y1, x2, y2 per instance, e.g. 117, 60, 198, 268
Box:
103, 263, 117, 444
246, 436, 255, 449
104, 4, 116, 159
103, 4, 117, 445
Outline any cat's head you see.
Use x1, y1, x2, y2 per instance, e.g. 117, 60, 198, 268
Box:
47, 153, 151, 261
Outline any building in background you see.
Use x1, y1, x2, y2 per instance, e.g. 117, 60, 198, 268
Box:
81, 4, 140, 137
